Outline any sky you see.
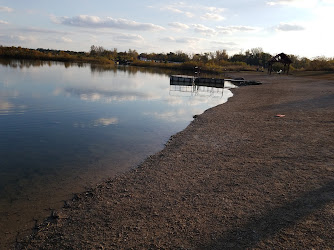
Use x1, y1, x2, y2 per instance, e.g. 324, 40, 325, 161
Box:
0, 0, 334, 58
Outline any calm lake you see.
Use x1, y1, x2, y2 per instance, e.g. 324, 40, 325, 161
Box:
0, 59, 235, 246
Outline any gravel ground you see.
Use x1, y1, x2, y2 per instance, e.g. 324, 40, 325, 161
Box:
16, 72, 334, 249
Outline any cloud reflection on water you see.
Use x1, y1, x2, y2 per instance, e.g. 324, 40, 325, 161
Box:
73, 117, 119, 128
0, 100, 14, 114
63, 87, 160, 102
94, 117, 119, 126
0, 100, 26, 115
61, 80, 234, 124
0, 90, 25, 115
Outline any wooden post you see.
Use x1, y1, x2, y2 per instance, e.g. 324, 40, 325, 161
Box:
268, 63, 272, 75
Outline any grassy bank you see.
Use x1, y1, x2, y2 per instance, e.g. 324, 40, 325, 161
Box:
131, 60, 257, 74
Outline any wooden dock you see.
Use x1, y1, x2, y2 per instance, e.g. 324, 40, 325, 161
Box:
170, 75, 260, 87
170, 75, 245, 87
170, 75, 196, 84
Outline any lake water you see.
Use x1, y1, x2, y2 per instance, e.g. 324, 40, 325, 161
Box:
0, 60, 235, 246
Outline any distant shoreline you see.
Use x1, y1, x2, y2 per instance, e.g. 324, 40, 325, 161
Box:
2, 45, 334, 74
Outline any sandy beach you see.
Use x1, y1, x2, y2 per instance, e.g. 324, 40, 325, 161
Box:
16, 72, 334, 249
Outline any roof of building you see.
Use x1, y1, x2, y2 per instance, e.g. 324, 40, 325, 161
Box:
268, 53, 292, 64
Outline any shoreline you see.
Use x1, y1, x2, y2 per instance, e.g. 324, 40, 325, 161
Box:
16, 72, 334, 248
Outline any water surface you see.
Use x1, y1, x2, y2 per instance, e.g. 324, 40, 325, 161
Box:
0, 60, 234, 246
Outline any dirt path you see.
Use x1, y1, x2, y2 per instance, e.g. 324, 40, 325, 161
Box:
16, 73, 334, 249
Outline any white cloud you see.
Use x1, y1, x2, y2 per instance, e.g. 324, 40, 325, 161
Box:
205, 7, 226, 12
162, 6, 183, 14
183, 11, 194, 18
159, 3, 227, 20
18, 26, 72, 35
168, 22, 190, 30
201, 6, 225, 20
276, 23, 304, 31
267, 0, 318, 7
176, 37, 200, 44
162, 36, 200, 44
0, 34, 36, 43
216, 25, 258, 34
52, 15, 165, 31
210, 40, 238, 47
192, 24, 216, 35
0, 6, 13, 12
0, 20, 9, 25
161, 37, 176, 42
112, 33, 144, 42
201, 13, 225, 21
267, 0, 294, 5
160, 5, 194, 17
161, 6, 183, 14
61, 37, 72, 43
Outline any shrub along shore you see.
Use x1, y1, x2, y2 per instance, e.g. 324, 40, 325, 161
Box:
1, 45, 334, 74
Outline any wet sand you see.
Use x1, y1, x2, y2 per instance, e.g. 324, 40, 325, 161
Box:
16, 72, 334, 249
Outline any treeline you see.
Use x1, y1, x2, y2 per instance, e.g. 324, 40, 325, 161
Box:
1, 45, 334, 72
136, 47, 334, 72
0, 46, 110, 64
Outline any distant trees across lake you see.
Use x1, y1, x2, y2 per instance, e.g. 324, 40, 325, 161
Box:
1, 45, 333, 72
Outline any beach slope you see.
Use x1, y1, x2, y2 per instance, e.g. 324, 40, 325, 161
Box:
18, 73, 334, 249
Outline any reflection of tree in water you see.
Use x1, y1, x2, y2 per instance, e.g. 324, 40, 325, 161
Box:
90, 64, 117, 74
90, 64, 171, 76
0, 59, 87, 69
0, 59, 221, 78
89, 64, 195, 77
0, 59, 171, 76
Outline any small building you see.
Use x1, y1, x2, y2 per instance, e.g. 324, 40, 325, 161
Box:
268, 53, 292, 75
139, 57, 149, 61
